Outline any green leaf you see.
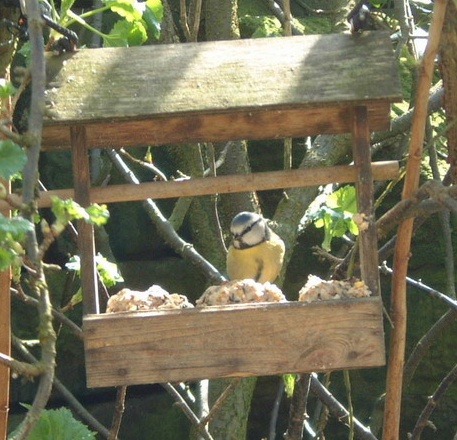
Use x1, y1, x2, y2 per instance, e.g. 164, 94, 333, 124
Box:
66, 254, 123, 288
95, 254, 124, 287
104, 19, 147, 46
310, 186, 359, 251
0, 247, 16, 272
51, 197, 88, 225
283, 373, 296, 398
0, 140, 27, 180
85, 203, 110, 226
143, 0, 163, 39
51, 198, 109, 226
10, 406, 96, 440
0, 79, 17, 98
327, 185, 357, 213
104, 0, 145, 22
0, 214, 34, 240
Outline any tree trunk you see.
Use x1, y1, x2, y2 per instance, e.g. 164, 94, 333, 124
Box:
439, 0, 457, 183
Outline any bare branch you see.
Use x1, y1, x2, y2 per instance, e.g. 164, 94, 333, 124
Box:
107, 149, 225, 285
284, 373, 312, 440
12, 336, 111, 439
410, 361, 457, 440
162, 383, 215, 440
108, 386, 127, 440
310, 374, 378, 440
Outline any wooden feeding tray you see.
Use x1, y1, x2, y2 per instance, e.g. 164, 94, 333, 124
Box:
38, 31, 402, 387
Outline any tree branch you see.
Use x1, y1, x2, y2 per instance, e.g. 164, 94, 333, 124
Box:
309, 374, 377, 440
410, 361, 457, 440
107, 149, 225, 285
383, 2, 448, 439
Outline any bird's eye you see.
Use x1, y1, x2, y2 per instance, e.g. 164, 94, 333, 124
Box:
241, 218, 261, 236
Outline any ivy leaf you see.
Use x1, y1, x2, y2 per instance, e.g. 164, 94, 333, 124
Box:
10, 406, 96, 440
0, 140, 27, 180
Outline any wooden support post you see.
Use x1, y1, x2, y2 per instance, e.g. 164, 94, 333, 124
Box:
352, 106, 381, 296
71, 126, 99, 315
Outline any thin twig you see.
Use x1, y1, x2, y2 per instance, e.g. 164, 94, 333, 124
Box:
268, 379, 284, 440
380, 263, 457, 312
410, 361, 457, 440
383, 2, 448, 439
108, 386, 127, 440
10, 286, 83, 339
12, 336, 111, 439
264, 0, 303, 35
179, 0, 191, 41
107, 149, 225, 285
162, 383, 215, 440
403, 309, 457, 389
309, 374, 377, 440
199, 378, 242, 429
119, 148, 168, 181
284, 373, 312, 440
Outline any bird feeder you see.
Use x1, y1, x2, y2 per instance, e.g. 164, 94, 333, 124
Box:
36, 31, 401, 387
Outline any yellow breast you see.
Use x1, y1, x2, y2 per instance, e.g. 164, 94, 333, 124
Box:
226, 233, 285, 284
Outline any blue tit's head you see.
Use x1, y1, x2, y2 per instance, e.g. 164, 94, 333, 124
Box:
230, 212, 269, 249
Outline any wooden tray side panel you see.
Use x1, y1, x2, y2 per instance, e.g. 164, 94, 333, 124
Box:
84, 299, 385, 388
42, 103, 392, 150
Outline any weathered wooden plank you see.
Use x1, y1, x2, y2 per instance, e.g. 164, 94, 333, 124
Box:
0, 161, 399, 210
352, 107, 381, 296
84, 297, 385, 387
42, 32, 401, 149
44, 32, 400, 123
41, 103, 392, 150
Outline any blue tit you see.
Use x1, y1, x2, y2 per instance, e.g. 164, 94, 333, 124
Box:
226, 212, 285, 284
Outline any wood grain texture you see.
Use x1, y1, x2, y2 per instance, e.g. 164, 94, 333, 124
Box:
41, 103, 392, 150
71, 127, 99, 315
42, 31, 401, 149
352, 107, 381, 296
0, 161, 399, 210
84, 297, 385, 387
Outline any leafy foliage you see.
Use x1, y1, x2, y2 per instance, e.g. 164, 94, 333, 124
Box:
0, 140, 27, 180
66, 253, 124, 288
9, 407, 96, 440
0, 79, 17, 98
51, 197, 109, 227
310, 186, 359, 251
0, 214, 33, 271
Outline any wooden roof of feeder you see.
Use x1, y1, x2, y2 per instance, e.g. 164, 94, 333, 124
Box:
42, 31, 401, 149
36, 31, 402, 387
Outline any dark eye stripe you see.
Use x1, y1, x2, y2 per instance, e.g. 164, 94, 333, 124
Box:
241, 218, 261, 235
